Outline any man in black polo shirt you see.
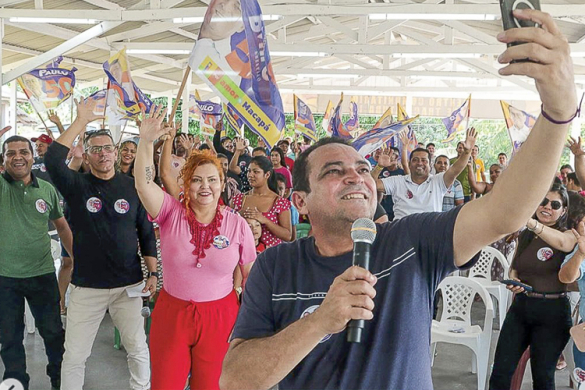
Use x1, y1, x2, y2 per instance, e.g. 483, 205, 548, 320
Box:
0, 135, 73, 390
45, 98, 158, 390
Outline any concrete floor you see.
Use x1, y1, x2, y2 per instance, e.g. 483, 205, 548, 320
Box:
0, 302, 573, 390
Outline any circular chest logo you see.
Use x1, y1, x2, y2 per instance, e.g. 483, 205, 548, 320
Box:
86, 197, 102, 213
239, 161, 247, 168
40, 164, 47, 173
301, 305, 332, 343
212, 235, 230, 249
382, 170, 390, 178
35, 199, 47, 214
537, 247, 554, 261
114, 199, 130, 214
406, 190, 414, 199
173, 161, 180, 168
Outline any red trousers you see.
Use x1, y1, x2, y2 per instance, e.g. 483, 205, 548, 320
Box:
150, 288, 239, 390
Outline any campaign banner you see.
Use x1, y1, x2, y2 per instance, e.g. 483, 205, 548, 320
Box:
390, 103, 418, 156
353, 118, 416, 157
188, 0, 285, 147
103, 48, 152, 125
223, 103, 243, 137
197, 99, 223, 136
294, 95, 318, 142
87, 89, 108, 116
322, 100, 334, 134
345, 97, 359, 132
500, 100, 536, 153
442, 95, 471, 143
329, 93, 353, 140
373, 107, 393, 130
189, 92, 200, 119
17, 57, 77, 113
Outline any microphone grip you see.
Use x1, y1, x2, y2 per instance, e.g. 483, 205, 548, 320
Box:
347, 241, 371, 344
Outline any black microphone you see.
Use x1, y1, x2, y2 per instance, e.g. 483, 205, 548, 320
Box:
141, 299, 151, 318
347, 218, 377, 344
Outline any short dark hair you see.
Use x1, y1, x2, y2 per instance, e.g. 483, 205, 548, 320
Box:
217, 153, 228, 160
2, 135, 34, 155
561, 164, 574, 171
498, 152, 507, 158
435, 154, 449, 163
84, 129, 114, 147
568, 172, 580, 187
426, 143, 435, 148
252, 146, 266, 155
220, 137, 232, 144
274, 172, 286, 184
473, 145, 480, 151
277, 140, 290, 147
390, 147, 400, 155
408, 148, 431, 162
292, 137, 352, 193
199, 144, 210, 151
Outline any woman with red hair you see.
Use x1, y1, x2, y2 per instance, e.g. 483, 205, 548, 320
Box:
134, 105, 256, 390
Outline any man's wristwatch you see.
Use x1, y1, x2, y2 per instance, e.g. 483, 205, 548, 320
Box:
148, 272, 159, 278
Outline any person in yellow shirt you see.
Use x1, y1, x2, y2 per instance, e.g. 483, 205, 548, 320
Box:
472, 145, 486, 182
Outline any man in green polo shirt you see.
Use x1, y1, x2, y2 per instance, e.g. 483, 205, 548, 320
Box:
0, 135, 73, 390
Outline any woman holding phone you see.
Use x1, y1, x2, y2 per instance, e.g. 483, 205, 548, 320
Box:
489, 183, 576, 390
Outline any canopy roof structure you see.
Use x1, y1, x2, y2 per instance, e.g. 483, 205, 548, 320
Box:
1, 0, 584, 108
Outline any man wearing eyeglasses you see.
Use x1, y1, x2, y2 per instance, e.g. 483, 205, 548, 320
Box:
44, 98, 157, 390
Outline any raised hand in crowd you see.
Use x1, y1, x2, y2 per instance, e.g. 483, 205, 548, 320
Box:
67, 130, 86, 172
53, 98, 105, 149
0, 125, 12, 139
229, 138, 247, 175
138, 105, 169, 143
47, 110, 65, 134
460, 127, 477, 152
568, 136, 585, 188
178, 133, 194, 154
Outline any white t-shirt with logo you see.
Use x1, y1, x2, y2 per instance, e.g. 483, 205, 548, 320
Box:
381, 172, 448, 220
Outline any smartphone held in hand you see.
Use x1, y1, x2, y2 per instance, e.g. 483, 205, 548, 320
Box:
500, 0, 541, 53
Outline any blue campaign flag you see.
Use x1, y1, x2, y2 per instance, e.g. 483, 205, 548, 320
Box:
330, 93, 353, 140
442, 95, 471, 143
189, 0, 285, 147
294, 95, 318, 142
352, 119, 414, 157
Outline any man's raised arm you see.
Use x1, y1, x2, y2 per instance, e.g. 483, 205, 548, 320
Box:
444, 128, 476, 188
453, 9, 577, 266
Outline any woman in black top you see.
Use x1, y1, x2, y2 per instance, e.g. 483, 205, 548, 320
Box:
490, 183, 576, 390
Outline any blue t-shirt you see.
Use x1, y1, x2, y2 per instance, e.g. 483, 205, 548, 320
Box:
232, 207, 478, 390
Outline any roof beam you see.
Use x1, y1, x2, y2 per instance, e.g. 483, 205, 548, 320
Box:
1, 5, 585, 20
457, 58, 535, 92
318, 16, 358, 42
3, 21, 121, 84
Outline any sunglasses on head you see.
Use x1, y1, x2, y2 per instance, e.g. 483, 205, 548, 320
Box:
540, 198, 563, 210
84, 129, 113, 144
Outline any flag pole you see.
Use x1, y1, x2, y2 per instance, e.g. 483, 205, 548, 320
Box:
169, 66, 192, 123
102, 80, 111, 129
116, 120, 129, 148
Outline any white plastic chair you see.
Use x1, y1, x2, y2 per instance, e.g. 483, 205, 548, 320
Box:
24, 238, 62, 334
431, 276, 494, 390
467, 246, 510, 329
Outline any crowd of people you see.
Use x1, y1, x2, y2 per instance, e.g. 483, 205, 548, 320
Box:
0, 8, 583, 390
